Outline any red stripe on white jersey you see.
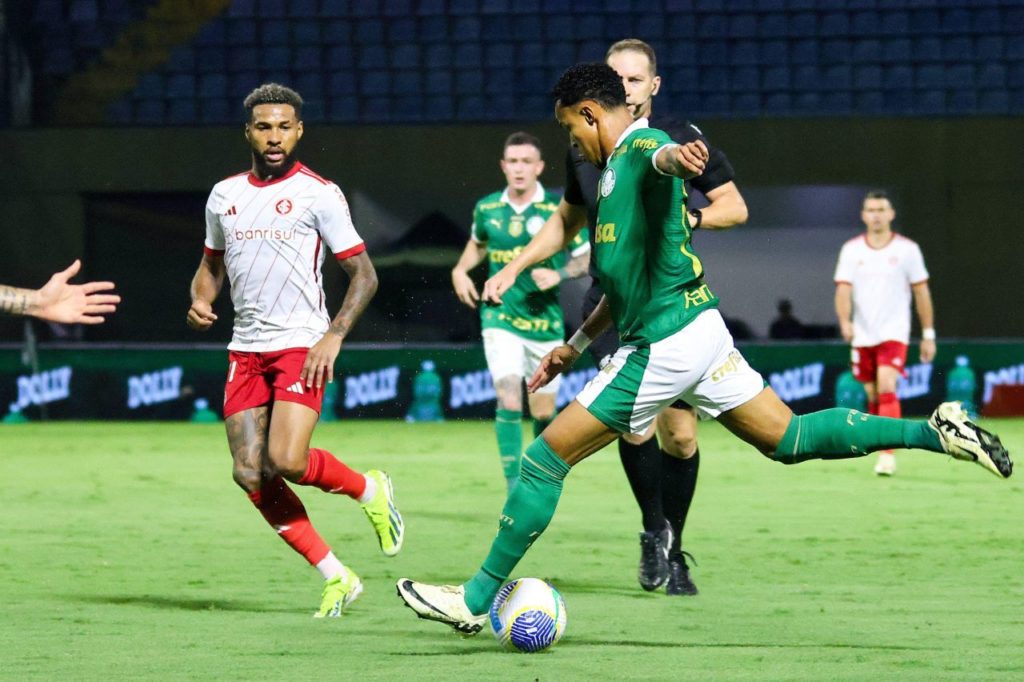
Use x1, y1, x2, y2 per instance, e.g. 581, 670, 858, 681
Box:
204, 246, 225, 257
335, 242, 366, 260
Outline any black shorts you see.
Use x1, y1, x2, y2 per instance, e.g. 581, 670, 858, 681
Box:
581, 280, 693, 411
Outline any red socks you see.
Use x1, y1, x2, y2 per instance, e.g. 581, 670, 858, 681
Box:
867, 399, 879, 416
878, 392, 902, 419
248, 476, 330, 566
298, 448, 366, 499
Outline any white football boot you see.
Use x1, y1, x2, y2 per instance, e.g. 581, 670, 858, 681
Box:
874, 451, 897, 476
396, 579, 487, 635
928, 402, 1012, 479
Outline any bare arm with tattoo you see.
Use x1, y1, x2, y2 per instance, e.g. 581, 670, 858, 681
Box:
2, 260, 119, 323
300, 251, 378, 390
530, 249, 591, 291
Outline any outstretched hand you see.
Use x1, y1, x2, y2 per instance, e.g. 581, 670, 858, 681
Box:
527, 344, 580, 393
34, 260, 120, 324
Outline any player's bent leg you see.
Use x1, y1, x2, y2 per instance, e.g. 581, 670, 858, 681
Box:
225, 406, 271, 493
269, 401, 368, 497
397, 401, 618, 633
528, 391, 557, 439
873, 366, 901, 475
495, 375, 525, 489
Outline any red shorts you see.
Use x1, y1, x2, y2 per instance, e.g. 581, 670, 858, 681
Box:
851, 341, 908, 383
223, 347, 323, 418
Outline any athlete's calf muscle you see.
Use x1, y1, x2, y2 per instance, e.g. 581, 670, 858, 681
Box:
226, 407, 270, 491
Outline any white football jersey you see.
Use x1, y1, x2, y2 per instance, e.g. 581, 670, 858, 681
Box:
833, 233, 929, 346
204, 163, 365, 352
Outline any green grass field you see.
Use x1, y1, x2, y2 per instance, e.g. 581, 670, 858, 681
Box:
2, 419, 1023, 681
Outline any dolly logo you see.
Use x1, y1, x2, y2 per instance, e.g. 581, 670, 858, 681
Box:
275, 199, 293, 215
600, 168, 616, 197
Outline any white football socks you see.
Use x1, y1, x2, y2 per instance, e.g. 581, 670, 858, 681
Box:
316, 551, 345, 581
358, 474, 377, 504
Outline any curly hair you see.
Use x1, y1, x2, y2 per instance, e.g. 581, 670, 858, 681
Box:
550, 63, 626, 110
243, 83, 303, 121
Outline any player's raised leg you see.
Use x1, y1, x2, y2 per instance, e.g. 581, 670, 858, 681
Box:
268, 400, 405, 557
397, 400, 618, 633
718, 388, 1012, 478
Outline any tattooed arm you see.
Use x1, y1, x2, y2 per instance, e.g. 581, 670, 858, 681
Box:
1, 260, 119, 324
299, 251, 378, 390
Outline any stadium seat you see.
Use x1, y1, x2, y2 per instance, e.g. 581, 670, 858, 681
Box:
758, 40, 787, 66
485, 44, 515, 69
457, 95, 486, 121
454, 44, 483, 68
668, 43, 698, 67
480, 15, 513, 42
260, 47, 290, 72
194, 20, 227, 46
329, 96, 358, 122
821, 39, 851, 64
196, 47, 227, 74
943, 37, 972, 63
576, 41, 606, 63
763, 92, 790, 114
293, 46, 322, 71
293, 72, 323, 97
358, 46, 389, 70
230, 72, 260, 98
915, 65, 944, 89
908, 9, 940, 35
453, 16, 482, 41
133, 73, 164, 100
391, 96, 423, 122
975, 36, 1003, 62
696, 40, 729, 67
696, 93, 729, 117
361, 97, 392, 122
822, 92, 852, 114
731, 41, 759, 66
424, 44, 452, 69
512, 15, 543, 39
425, 70, 453, 96
699, 66, 730, 92
481, 0, 510, 13
819, 12, 849, 36
325, 46, 355, 70
32, 0, 62, 25
226, 19, 256, 46
884, 65, 913, 90
851, 39, 881, 63
947, 90, 977, 114
790, 39, 818, 65
391, 44, 420, 70
730, 67, 758, 92
822, 65, 851, 91
545, 43, 575, 68
945, 64, 975, 89
515, 68, 546, 95
729, 13, 758, 39
789, 12, 817, 37
732, 93, 760, 116
794, 92, 820, 113
978, 90, 1009, 114
135, 99, 165, 125
448, 0, 480, 15
882, 38, 911, 63
456, 69, 484, 96
668, 67, 700, 91
322, 19, 352, 44
167, 99, 197, 125
300, 99, 324, 123
850, 10, 878, 35
69, 0, 98, 24
519, 95, 547, 119
758, 13, 787, 38
354, 19, 385, 45
1005, 36, 1023, 60
1008, 63, 1024, 89
544, 14, 573, 40
761, 66, 790, 91
667, 14, 696, 39
327, 71, 358, 96
424, 95, 454, 121
576, 15, 604, 41
227, 0, 255, 17
879, 10, 909, 36
971, 8, 1001, 35
853, 65, 882, 89
793, 65, 819, 91
940, 9, 971, 34
106, 98, 133, 124
914, 90, 946, 115
698, 14, 728, 38
165, 47, 196, 73
393, 71, 422, 96
286, 0, 318, 17
913, 38, 942, 63
855, 90, 884, 115
198, 73, 228, 100
415, 0, 444, 15
382, 0, 413, 16
292, 19, 319, 44
386, 17, 416, 43
165, 74, 195, 98
361, 71, 392, 96
262, 22, 289, 46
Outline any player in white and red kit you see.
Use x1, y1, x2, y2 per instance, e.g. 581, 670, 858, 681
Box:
834, 190, 936, 476
186, 84, 404, 617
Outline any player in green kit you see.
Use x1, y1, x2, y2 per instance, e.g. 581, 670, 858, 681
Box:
451, 132, 590, 490
398, 64, 1011, 634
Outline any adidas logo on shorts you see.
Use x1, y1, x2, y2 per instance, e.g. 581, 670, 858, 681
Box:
286, 382, 305, 395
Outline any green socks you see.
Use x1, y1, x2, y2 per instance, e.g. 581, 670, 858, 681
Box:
774, 408, 943, 464
463, 437, 571, 615
533, 414, 555, 438
495, 408, 523, 487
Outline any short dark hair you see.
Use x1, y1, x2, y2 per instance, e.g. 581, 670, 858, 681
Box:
551, 62, 627, 110
863, 189, 891, 204
243, 83, 303, 121
503, 131, 543, 157
606, 38, 658, 76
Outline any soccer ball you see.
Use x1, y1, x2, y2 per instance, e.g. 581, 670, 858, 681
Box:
489, 578, 567, 653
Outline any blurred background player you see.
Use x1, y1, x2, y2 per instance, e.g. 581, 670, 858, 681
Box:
186, 83, 404, 618
560, 39, 749, 595
451, 132, 590, 491
0, 260, 119, 324
834, 190, 936, 476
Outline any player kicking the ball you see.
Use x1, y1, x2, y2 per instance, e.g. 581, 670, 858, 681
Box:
187, 83, 404, 618
396, 63, 1011, 634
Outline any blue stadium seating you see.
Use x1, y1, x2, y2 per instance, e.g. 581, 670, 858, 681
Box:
22, 1, 1023, 126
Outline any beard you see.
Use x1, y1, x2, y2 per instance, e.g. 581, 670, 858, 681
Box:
251, 147, 297, 179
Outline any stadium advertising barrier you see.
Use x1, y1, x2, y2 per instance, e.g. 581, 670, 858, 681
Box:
1, 342, 1021, 422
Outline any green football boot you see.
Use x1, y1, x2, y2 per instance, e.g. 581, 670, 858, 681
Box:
361, 470, 405, 556
314, 566, 363, 618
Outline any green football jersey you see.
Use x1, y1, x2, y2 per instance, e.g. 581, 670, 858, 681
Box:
472, 185, 590, 341
592, 121, 718, 346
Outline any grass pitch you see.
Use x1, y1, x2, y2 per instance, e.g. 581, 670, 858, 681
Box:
2, 419, 1023, 681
